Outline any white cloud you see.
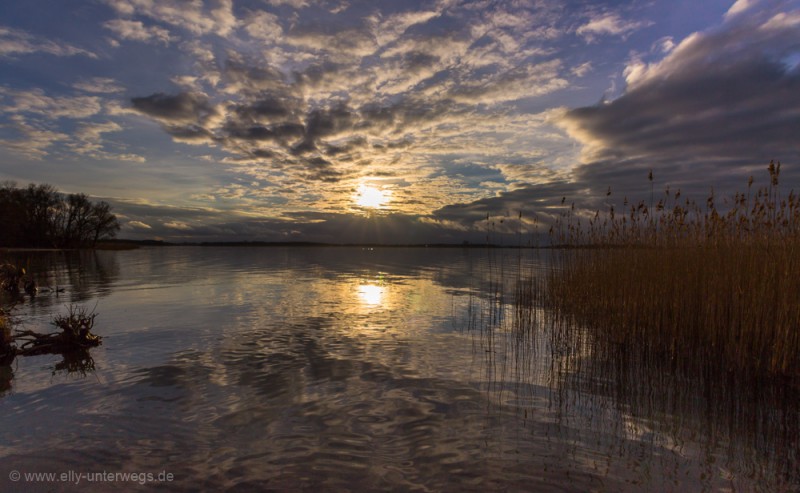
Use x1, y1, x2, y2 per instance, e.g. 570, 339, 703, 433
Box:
244, 11, 283, 41
75, 121, 123, 142
725, 0, 759, 19
371, 9, 441, 47
210, 0, 237, 37
0, 115, 68, 159
267, 0, 309, 8
653, 36, 675, 54
571, 61, 593, 77
164, 220, 192, 230
0, 25, 96, 58
70, 121, 147, 163
576, 13, 652, 42
73, 77, 125, 94
103, 19, 173, 45
104, 0, 239, 37
1, 88, 102, 119
285, 25, 378, 60
760, 11, 800, 30
449, 59, 568, 104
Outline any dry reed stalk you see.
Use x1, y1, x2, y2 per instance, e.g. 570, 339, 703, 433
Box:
546, 162, 800, 378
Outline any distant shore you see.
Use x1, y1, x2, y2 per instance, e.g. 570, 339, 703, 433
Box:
100, 239, 545, 249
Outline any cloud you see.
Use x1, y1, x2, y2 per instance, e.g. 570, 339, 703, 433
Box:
103, 19, 173, 45
73, 77, 126, 94
0, 86, 124, 160
371, 9, 441, 47
760, 11, 800, 30
725, 0, 759, 19
267, 0, 309, 7
652, 36, 675, 54
131, 92, 219, 126
126, 220, 152, 229
108, 196, 497, 244
449, 59, 568, 104
104, 0, 238, 38
0, 115, 68, 159
576, 13, 652, 42
243, 10, 283, 41
163, 221, 192, 230
111, 2, 607, 216
0, 88, 102, 119
559, 5, 800, 199
0, 25, 96, 58
68, 121, 146, 163
285, 23, 378, 61
74, 121, 123, 145
406, 3, 800, 235
0, 92, 143, 161
571, 61, 593, 77
430, 180, 581, 234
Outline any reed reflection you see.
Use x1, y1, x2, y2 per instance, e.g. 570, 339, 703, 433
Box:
465, 252, 800, 492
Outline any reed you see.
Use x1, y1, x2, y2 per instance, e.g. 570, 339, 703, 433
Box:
547, 161, 800, 378
0, 308, 12, 363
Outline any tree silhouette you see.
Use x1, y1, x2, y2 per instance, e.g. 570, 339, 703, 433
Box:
0, 183, 120, 248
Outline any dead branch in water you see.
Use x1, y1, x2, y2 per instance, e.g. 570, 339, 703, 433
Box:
1, 305, 102, 361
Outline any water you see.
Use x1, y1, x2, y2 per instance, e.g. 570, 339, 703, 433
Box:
0, 247, 797, 492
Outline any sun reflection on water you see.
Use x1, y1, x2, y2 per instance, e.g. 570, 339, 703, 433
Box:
357, 283, 385, 307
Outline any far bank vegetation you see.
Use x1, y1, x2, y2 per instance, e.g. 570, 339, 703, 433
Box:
0, 182, 120, 248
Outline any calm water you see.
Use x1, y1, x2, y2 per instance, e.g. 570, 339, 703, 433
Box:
0, 247, 797, 492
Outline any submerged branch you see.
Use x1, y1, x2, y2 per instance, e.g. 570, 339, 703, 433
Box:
1, 305, 102, 362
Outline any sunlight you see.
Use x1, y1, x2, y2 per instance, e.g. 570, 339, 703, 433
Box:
357, 284, 385, 306
355, 184, 390, 209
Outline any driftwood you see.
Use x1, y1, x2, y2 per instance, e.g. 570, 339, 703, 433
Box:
1, 305, 102, 362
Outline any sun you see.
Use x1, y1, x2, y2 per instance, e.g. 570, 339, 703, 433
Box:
355, 184, 390, 209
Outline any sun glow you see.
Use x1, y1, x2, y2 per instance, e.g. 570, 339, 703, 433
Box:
355, 184, 390, 209
357, 284, 385, 306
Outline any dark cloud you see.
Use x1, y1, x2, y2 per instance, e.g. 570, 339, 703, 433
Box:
233, 94, 294, 121
116, 0, 579, 188
131, 92, 217, 125
431, 180, 585, 232
223, 55, 289, 93
223, 122, 304, 144
400, 51, 440, 72
560, 9, 800, 198
404, 11, 798, 238
164, 124, 216, 143
323, 136, 367, 155
426, 8, 800, 235
109, 1, 799, 242
304, 103, 356, 142
112, 199, 492, 244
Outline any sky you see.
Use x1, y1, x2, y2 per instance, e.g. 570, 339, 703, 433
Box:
1, 0, 798, 244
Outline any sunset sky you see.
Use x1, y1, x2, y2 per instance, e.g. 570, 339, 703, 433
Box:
1, 0, 798, 243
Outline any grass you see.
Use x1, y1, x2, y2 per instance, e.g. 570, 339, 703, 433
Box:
546, 161, 799, 378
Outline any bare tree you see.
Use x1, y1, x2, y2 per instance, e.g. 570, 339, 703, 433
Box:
90, 201, 120, 246
63, 193, 94, 247
0, 183, 120, 248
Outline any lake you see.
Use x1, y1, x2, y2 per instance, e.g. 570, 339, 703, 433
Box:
1, 247, 797, 491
